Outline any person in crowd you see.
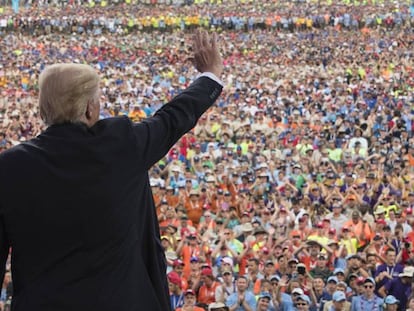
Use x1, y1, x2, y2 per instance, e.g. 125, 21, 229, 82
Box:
382, 295, 399, 311
226, 276, 257, 311
350, 277, 384, 311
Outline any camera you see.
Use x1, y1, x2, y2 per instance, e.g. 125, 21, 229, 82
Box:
297, 266, 306, 275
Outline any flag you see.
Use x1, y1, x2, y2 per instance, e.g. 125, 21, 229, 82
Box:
12, 0, 19, 13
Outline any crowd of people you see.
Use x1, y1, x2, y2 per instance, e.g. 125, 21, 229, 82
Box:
0, 0, 414, 310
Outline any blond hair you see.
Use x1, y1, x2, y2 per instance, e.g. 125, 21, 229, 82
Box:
39, 63, 100, 125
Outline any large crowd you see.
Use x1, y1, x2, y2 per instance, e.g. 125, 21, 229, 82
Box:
0, 0, 414, 310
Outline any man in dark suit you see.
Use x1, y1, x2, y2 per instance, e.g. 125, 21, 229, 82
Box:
0, 30, 223, 311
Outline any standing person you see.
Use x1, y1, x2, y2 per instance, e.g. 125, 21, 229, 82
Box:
0, 30, 224, 311
374, 249, 404, 290
226, 276, 257, 311
350, 277, 384, 311
378, 266, 414, 311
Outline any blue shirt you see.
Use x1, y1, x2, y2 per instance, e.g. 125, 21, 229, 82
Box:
170, 293, 184, 310
226, 291, 257, 311
351, 295, 383, 311
280, 293, 295, 311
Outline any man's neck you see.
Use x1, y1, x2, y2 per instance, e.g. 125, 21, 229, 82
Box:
364, 292, 374, 300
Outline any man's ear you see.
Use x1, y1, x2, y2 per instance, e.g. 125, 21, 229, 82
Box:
85, 100, 94, 120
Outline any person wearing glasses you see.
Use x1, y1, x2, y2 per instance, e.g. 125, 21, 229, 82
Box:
294, 294, 311, 311
350, 277, 384, 311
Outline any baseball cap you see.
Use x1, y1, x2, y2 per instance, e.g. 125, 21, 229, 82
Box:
346, 254, 361, 260
221, 257, 234, 267
167, 271, 181, 286
209, 302, 229, 311
190, 256, 199, 263
327, 276, 338, 284
384, 295, 399, 304
201, 267, 213, 276
332, 291, 346, 302
173, 259, 184, 267
292, 288, 304, 295
258, 292, 272, 300
296, 295, 311, 304
333, 268, 345, 275
376, 219, 387, 225
288, 258, 299, 264
364, 277, 376, 285
185, 289, 196, 296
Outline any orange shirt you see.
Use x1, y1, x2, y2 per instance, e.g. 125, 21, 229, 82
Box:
184, 198, 204, 225
408, 154, 414, 167
343, 220, 374, 246
198, 281, 220, 305
182, 245, 202, 279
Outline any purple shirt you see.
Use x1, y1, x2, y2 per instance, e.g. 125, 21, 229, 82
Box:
374, 264, 403, 289
384, 277, 411, 311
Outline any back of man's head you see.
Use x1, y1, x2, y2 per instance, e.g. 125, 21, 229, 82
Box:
39, 63, 100, 125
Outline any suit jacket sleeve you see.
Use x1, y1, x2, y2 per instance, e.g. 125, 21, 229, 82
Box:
132, 76, 222, 169
0, 216, 9, 287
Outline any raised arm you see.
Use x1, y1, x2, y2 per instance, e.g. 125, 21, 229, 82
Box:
133, 30, 224, 169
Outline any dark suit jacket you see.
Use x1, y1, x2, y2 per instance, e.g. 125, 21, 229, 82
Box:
0, 77, 222, 311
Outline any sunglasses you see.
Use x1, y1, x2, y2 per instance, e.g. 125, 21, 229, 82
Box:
364, 285, 374, 289
296, 303, 307, 306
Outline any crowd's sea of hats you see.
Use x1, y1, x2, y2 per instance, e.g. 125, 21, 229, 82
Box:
0, 0, 414, 310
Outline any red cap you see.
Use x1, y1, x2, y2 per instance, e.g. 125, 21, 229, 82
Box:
329, 228, 336, 234
376, 219, 387, 225
406, 207, 413, 215
173, 259, 184, 267
167, 271, 181, 287
356, 276, 365, 284
316, 222, 324, 228
201, 268, 213, 277
262, 247, 269, 254
185, 289, 195, 296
